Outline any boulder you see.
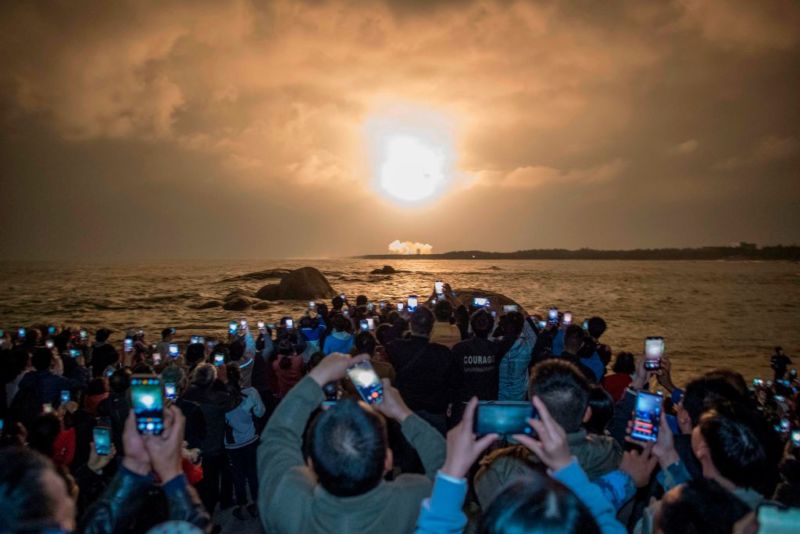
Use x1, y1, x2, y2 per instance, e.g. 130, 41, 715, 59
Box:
453, 288, 527, 315
191, 300, 222, 310
220, 269, 293, 283
224, 289, 254, 300
223, 296, 255, 311
256, 266, 337, 301
252, 301, 272, 310
370, 265, 397, 275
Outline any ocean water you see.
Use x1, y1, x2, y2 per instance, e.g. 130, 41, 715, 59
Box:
1, 259, 798, 385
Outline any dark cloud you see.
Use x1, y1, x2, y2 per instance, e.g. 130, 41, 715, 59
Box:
0, 0, 798, 259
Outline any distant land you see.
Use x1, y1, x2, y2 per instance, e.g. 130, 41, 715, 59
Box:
359, 243, 800, 261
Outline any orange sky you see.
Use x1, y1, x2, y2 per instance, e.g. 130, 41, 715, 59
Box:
1, 0, 798, 259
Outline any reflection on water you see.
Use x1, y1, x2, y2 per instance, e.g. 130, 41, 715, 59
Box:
1, 259, 798, 384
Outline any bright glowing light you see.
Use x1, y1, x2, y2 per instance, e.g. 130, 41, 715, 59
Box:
364, 102, 456, 204
139, 394, 155, 408
380, 136, 445, 202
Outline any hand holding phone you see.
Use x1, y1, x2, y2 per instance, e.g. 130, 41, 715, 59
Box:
407, 296, 418, 312
630, 391, 663, 443
435, 281, 444, 295
474, 401, 535, 436
644, 337, 664, 371
93, 426, 112, 456
130, 375, 164, 435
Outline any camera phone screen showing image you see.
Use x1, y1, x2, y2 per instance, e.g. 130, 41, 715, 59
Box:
131, 376, 163, 434
631, 392, 662, 442
474, 402, 533, 436
346, 361, 384, 404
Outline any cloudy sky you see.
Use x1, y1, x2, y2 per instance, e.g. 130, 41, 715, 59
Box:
1, 0, 798, 260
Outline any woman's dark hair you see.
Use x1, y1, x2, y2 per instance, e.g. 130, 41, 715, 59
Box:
658, 478, 750, 534
332, 314, 350, 332
478, 473, 600, 534
226, 364, 244, 405
28, 414, 62, 459
109, 368, 132, 393
585, 386, 614, 435
375, 323, 398, 346
0, 447, 60, 532
277, 339, 295, 369
612, 352, 636, 374
354, 332, 377, 356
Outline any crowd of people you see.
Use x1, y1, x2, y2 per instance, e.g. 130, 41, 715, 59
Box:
0, 283, 798, 533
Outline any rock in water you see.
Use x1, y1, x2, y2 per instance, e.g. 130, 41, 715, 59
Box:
223, 296, 254, 311
453, 288, 526, 315
370, 265, 397, 275
256, 266, 337, 301
191, 300, 222, 310
220, 269, 293, 283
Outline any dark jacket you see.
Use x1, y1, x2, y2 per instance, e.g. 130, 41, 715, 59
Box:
97, 392, 130, 453
387, 335, 457, 415
175, 397, 207, 451
80, 466, 210, 533
18, 369, 86, 407
451, 336, 502, 402
183, 383, 232, 456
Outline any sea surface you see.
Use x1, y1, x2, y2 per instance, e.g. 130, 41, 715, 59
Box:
1, 259, 798, 385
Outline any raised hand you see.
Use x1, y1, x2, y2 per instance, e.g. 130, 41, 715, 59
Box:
652, 411, 679, 468
373, 379, 413, 422
441, 398, 498, 479
513, 397, 572, 472
144, 405, 186, 483
309, 352, 368, 387
619, 446, 658, 487
87, 441, 117, 473
122, 411, 151, 476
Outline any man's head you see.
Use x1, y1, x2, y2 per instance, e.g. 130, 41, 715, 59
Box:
409, 307, 434, 337
562, 325, 586, 356
191, 363, 217, 388
612, 352, 636, 374
586, 317, 606, 339
433, 300, 453, 323
678, 375, 745, 432
529, 360, 591, 432
470, 309, 494, 339
332, 314, 350, 333
228, 340, 244, 362
657, 478, 750, 534
355, 295, 368, 307
307, 399, 389, 497
109, 368, 131, 394
185, 343, 206, 367
332, 295, 344, 310
355, 332, 377, 357
0, 448, 76, 533
161, 366, 187, 396
31, 348, 53, 372
691, 408, 766, 489
95, 328, 111, 343
161, 327, 175, 341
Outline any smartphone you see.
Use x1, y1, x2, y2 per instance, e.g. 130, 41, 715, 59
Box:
360, 319, 369, 331
42, 403, 53, 414
503, 304, 518, 313
407, 296, 418, 312
753, 377, 764, 387
339, 293, 346, 301
779, 418, 791, 433
630, 391, 663, 443
213, 354, 225, 366
791, 430, 800, 447
758, 503, 800, 534
379, 302, 386, 310
435, 281, 444, 295
644, 337, 664, 371
164, 382, 177, 401
47, 325, 57, 335
80, 329, 88, 340
309, 301, 316, 310
367, 318, 375, 330
548, 308, 558, 323
45, 339, 55, 349
582, 320, 589, 331
93, 426, 112, 456
562, 312, 573, 326
130, 375, 164, 434
240, 319, 248, 329
69, 348, 81, 358
60, 390, 70, 404
396, 303, 404, 312
474, 401, 536, 437
190, 335, 204, 345
18, 327, 26, 339
286, 319, 294, 330
124, 338, 133, 353
228, 321, 238, 335
367, 302, 374, 311
346, 361, 384, 405
473, 297, 489, 308
537, 320, 547, 330
152, 352, 162, 364
0, 418, 4, 432
168, 344, 179, 358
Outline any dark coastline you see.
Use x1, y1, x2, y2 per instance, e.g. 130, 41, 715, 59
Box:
358, 244, 800, 261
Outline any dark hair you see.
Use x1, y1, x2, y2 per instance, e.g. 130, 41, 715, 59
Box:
681, 376, 745, 426
185, 343, 206, 367
375, 324, 398, 346
332, 296, 344, 309
409, 307, 434, 337
226, 363, 243, 404
332, 314, 349, 332
355, 295, 368, 307
499, 311, 524, 340
355, 332, 377, 356
161, 327, 174, 340
95, 329, 111, 343
586, 317, 606, 339
703, 369, 748, 397
563, 325, 586, 350
277, 339, 295, 369
611, 352, 636, 374
28, 414, 62, 459
470, 309, 495, 338
658, 478, 750, 534
434, 300, 453, 322
87, 377, 108, 396
698, 409, 767, 489
31, 348, 53, 372
308, 399, 387, 497
530, 360, 591, 432
108, 368, 131, 393
584, 386, 614, 435
191, 363, 217, 387
228, 340, 245, 362
0, 447, 60, 532
478, 473, 600, 534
